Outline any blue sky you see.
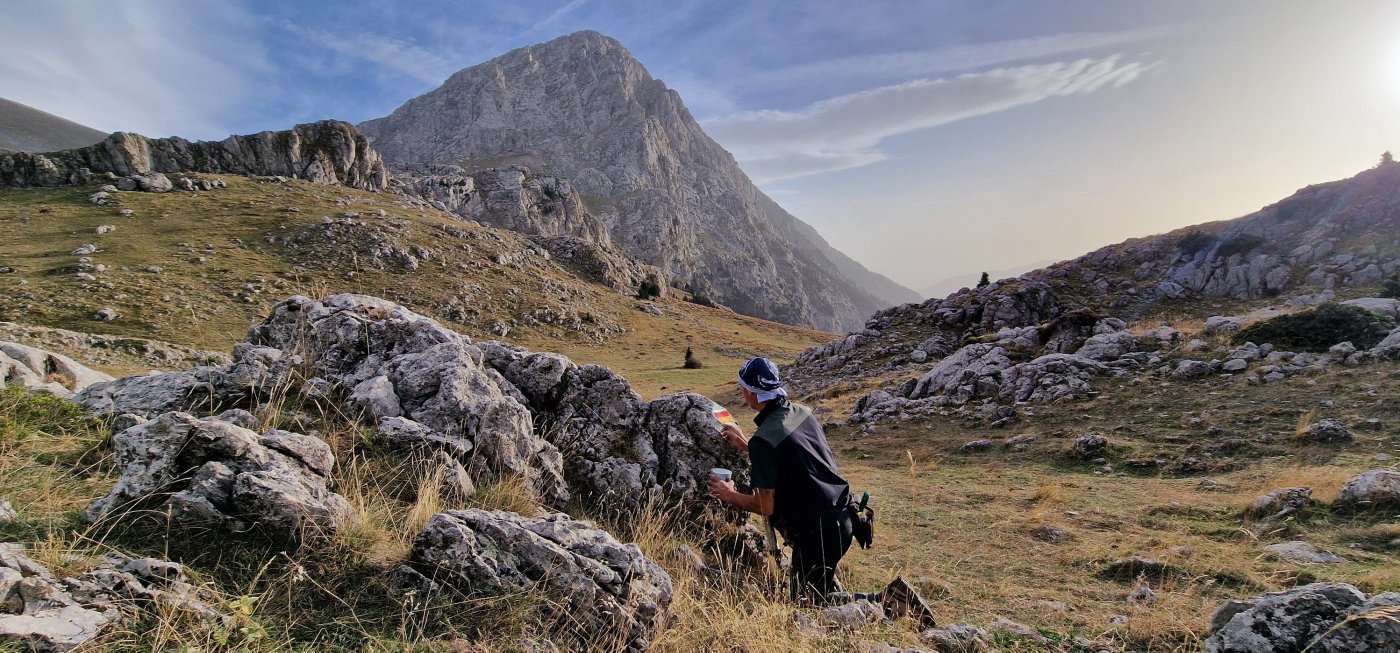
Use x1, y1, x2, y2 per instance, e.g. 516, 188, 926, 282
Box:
5, 1, 1400, 293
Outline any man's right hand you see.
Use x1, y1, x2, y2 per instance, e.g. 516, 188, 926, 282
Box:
721, 424, 748, 452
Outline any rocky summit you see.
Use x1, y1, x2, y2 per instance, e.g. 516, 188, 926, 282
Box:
360, 30, 918, 332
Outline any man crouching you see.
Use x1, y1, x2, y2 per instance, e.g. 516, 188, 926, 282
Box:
708, 357, 853, 604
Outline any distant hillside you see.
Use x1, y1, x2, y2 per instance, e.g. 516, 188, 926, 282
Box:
0, 97, 105, 152
790, 161, 1400, 396
361, 30, 917, 332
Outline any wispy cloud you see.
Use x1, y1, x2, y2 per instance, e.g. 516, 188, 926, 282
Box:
748, 29, 1169, 88
277, 23, 454, 85
705, 56, 1157, 182
0, 0, 267, 139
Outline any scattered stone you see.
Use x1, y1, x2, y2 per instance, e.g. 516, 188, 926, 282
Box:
93, 308, 118, 321
70, 244, 97, 256
1205, 316, 1243, 334
1128, 584, 1158, 605
1300, 419, 1353, 444
1171, 359, 1215, 379
987, 616, 1048, 643
880, 576, 938, 629
919, 622, 991, 652
95, 225, 115, 235
143, 266, 162, 274
1031, 525, 1068, 544
1333, 469, 1400, 511
1222, 359, 1249, 372
0, 499, 15, 524
958, 439, 994, 453
1107, 614, 1129, 626
820, 599, 886, 630
0, 341, 114, 398
1263, 541, 1346, 564
1246, 487, 1312, 520
1072, 432, 1108, 459
408, 509, 673, 651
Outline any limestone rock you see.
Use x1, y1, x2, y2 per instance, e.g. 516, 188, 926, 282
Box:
0, 341, 114, 398
1205, 316, 1243, 334
0, 500, 15, 524
1334, 469, 1400, 511
1246, 487, 1312, 520
1301, 419, 1353, 444
919, 622, 991, 653
88, 411, 355, 539
1263, 541, 1346, 564
1, 121, 388, 191
1204, 583, 1389, 653
408, 509, 672, 651
819, 599, 885, 630
1073, 432, 1108, 459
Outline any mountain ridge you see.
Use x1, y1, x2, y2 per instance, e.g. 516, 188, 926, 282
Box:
0, 96, 106, 153
359, 30, 919, 332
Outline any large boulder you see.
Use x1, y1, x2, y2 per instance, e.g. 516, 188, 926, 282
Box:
1333, 470, 1400, 511
87, 412, 355, 539
74, 343, 296, 417
1075, 330, 1140, 361
1204, 583, 1398, 653
408, 510, 673, 651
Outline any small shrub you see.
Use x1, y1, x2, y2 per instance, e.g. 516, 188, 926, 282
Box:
1382, 274, 1400, 299
1216, 233, 1266, 258
682, 346, 703, 369
1177, 231, 1215, 256
1232, 303, 1393, 352
636, 278, 661, 300
687, 292, 717, 308
976, 272, 990, 289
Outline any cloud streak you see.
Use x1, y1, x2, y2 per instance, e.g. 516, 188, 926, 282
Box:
277, 23, 455, 86
705, 56, 1156, 182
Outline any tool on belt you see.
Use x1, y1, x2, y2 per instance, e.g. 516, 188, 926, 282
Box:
850, 490, 875, 549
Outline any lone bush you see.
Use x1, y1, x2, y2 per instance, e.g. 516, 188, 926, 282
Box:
1178, 231, 1215, 256
1216, 233, 1266, 258
1232, 303, 1393, 352
636, 278, 661, 300
683, 346, 703, 369
1382, 274, 1400, 299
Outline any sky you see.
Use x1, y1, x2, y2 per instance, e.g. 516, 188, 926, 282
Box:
5, 1, 1400, 296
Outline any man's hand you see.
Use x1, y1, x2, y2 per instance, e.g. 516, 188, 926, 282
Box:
721, 424, 748, 452
707, 475, 736, 501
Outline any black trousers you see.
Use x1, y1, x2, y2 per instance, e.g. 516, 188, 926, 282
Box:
786, 514, 853, 604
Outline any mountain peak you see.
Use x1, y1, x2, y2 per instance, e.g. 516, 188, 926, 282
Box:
360, 33, 919, 331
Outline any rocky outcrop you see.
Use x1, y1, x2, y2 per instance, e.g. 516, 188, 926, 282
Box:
0, 341, 113, 398
77, 294, 748, 534
360, 30, 917, 331
408, 509, 672, 651
0, 321, 229, 372
87, 411, 355, 539
1205, 583, 1399, 652
1, 120, 388, 190
790, 163, 1400, 400
0, 544, 223, 652
398, 164, 609, 243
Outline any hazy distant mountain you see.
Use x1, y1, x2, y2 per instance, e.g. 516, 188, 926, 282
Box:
0, 97, 105, 153
360, 30, 918, 332
919, 260, 1056, 300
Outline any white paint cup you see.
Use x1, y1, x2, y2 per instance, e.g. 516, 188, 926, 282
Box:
710, 468, 732, 482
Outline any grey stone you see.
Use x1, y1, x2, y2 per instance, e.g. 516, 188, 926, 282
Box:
1301, 419, 1352, 444
820, 599, 886, 630
1073, 432, 1108, 459
1205, 583, 1370, 653
0, 499, 15, 524
1246, 487, 1312, 520
919, 622, 991, 652
1205, 316, 1243, 334
1222, 359, 1249, 372
1263, 541, 1346, 564
88, 411, 355, 539
1334, 470, 1400, 511
408, 509, 672, 651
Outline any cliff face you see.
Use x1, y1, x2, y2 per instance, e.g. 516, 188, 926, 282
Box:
396, 164, 609, 244
0, 120, 388, 191
359, 30, 918, 332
